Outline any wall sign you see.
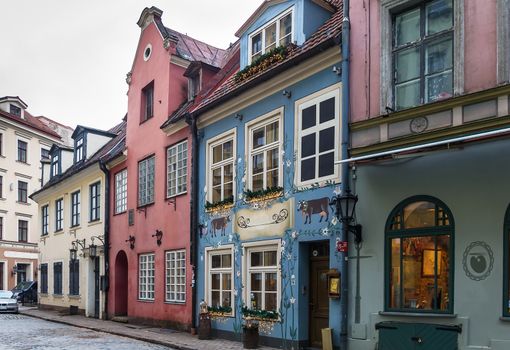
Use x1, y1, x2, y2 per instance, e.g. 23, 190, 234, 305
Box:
462, 241, 494, 281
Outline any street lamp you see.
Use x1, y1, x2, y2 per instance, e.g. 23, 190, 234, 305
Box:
330, 189, 362, 244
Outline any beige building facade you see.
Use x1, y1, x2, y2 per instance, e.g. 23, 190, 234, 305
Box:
0, 96, 64, 291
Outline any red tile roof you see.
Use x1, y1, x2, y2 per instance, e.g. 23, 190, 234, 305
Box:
192, 4, 343, 114
0, 109, 61, 139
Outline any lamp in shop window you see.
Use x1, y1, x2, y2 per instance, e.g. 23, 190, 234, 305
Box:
329, 189, 362, 244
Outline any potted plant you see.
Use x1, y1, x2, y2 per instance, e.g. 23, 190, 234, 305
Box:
241, 303, 279, 349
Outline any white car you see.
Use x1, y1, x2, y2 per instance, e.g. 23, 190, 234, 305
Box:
0, 290, 19, 313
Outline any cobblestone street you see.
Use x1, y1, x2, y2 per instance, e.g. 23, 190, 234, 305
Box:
0, 314, 170, 350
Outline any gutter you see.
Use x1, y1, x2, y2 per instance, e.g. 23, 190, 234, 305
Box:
185, 113, 199, 330
99, 160, 111, 320
340, 1, 350, 349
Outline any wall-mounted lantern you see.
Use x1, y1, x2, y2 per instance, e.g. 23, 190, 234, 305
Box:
70, 239, 86, 261
11, 264, 17, 276
126, 235, 135, 250
329, 189, 362, 244
88, 235, 104, 259
152, 230, 163, 246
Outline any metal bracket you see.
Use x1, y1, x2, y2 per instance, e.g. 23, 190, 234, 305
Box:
167, 198, 176, 211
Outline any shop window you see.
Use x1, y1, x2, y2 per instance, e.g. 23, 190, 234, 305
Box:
386, 196, 454, 313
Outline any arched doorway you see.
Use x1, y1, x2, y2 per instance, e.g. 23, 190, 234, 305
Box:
114, 250, 128, 316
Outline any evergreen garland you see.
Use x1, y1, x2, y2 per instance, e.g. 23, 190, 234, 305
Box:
234, 46, 290, 83
242, 306, 279, 321
205, 196, 234, 211
208, 305, 232, 314
244, 186, 283, 202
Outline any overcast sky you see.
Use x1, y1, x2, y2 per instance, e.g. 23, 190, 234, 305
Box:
0, 1, 261, 129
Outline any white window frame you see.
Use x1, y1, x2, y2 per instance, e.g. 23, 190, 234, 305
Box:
206, 129, 236, 203
166, 140, 188, 198
138, 156, 155, 207
138, 253, 155, 300
165, 249, 186, 303
51, 153, 60, 176
205, 245, 235, 316
295, 84, 341, 187
245, 108, 284, 192
75, 137, 84, 162
115, 169, 128, 214
248, 7, 294, 64
242, 240, 281, 313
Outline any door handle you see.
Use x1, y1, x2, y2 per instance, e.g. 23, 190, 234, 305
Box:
411, 336, 423, 344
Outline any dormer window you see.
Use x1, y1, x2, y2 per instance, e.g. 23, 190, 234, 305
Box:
249, 10, 293, 63
51, 153, 60, 177
188, 74, 201, 101
10, 104, 21, 117
75, 137, 84, 163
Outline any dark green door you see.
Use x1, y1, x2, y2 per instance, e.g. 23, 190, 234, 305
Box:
376, 322, 460, 350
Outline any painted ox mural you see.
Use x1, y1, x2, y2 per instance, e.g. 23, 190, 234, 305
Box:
209, 216, 231, 237
297, 197, 330, 224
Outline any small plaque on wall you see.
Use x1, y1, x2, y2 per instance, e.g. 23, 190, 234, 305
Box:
327, 269, 340, 298
128, 209, 134, 226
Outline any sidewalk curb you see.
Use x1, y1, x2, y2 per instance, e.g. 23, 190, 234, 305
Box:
20, 310, 196, 350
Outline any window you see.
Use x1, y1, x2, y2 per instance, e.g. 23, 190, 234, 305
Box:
51, 152, 60, 177
0, 133, 3, 156
53, 262, 63, 295
10, 104, 21, 116
71, 191, 80, 227
0, 176, 3, 198
208, 132, 235, 204
115, 169, 128, 214
165, 250, 186, 303
41, 148, 50, 160
0, 217, 3, 240
18, 181, 28, 203
206, 247, 234, 313
75, 137, 84, 162
69, 260, 79, 296
247, 112, 282, 192
40, 264, 48, 294
41, 205, 49, 236
296, 87, 340, 185
138, 156, 155, 206
89, 182, 100, 222
386, 197, 453, 313
18, 220, 28, 242
244, 243, 280, 312
392, 0, 453, 110
167, 141, 188, 197
249, 9, 293, 63
188, 74, 201, 100
17, 140, 27, 163
139, 253, 155, 300
142, 82, 154, 122
55, 198, 63, 231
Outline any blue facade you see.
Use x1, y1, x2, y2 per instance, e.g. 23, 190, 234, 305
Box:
196, 57, 343, 347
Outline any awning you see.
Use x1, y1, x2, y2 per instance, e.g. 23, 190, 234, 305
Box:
336, 126, 510, 164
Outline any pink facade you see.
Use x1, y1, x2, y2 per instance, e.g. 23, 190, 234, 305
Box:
350, 0, 500, 123
108, 17, 192, 328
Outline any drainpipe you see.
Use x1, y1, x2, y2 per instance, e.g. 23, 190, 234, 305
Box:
185, 114, 199, 330
99, 160, 110, 320
340, 1, 350, 349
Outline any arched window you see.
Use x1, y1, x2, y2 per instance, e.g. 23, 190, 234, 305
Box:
385, 196, 454, 313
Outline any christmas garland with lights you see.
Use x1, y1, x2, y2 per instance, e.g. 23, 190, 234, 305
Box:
205, 196, 234, 212
241, 306, 279, 321
207, 305, 232, 314
234, 46, 290, 83
244, 186, 283, 202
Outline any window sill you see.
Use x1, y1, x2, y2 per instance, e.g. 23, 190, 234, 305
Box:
113, 211, 127, 216
137, 203, 154, 210
137, 299, 155, 303
70, 225, 81, 230
68, 294, 81, 299
296, 177, 340, 191
166, 192, 187, 200
139, 116, 154, 125
164, 301, 186, 305
53, 294, 64, 298
39, 293, 48, 297
499, 317, 510, 322
379, 311, 457, 318
16, 201, 31, 206
0, 198, 6, 201
54, 230, 64, 236
16, 161, 30, 166
88, 220, 102, 227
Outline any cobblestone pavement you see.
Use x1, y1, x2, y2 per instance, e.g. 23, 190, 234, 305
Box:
0, 313, 170, 350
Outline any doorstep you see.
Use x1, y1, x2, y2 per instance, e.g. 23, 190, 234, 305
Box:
19, 306, 278, 350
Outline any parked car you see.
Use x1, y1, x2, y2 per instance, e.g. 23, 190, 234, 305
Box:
11, 281, 37, 304
0, 291, 19, 313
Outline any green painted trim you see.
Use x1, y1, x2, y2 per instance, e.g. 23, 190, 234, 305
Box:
503, 204, 510, 317
351, 83, 510, 131
351, 116, 510, 156
383, 195, 455, 314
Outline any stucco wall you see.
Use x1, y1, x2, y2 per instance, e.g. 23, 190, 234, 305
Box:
349, 138, 510, 349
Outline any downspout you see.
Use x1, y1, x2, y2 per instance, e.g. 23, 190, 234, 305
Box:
185, 113, 199, 330
340, 1, 350, 349
99, 160, 110, 320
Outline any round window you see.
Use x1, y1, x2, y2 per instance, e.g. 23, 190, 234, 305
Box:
143, 44, 152, 61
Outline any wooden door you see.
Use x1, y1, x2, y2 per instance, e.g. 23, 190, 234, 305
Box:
309, 258, 330, 348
